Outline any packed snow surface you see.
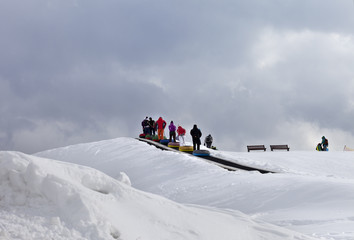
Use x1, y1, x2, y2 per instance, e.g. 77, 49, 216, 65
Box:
1, 137, 353, 239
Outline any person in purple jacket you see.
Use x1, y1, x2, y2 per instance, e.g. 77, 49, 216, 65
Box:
169, 121, 176, 142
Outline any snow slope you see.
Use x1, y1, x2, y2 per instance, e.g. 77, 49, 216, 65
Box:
1, 148, 317, 240
36, 137, 354, 240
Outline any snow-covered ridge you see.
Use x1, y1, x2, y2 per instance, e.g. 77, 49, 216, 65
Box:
0, 137, 353, 239
36, 137, 354, 240
0, 150, 316, 240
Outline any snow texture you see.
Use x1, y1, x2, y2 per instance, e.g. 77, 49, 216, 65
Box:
0, 137, 353, 239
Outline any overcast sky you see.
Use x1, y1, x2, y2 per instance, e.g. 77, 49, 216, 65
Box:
1, 0, 354, 153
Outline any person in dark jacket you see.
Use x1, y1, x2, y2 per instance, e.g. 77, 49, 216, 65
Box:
148, 117, 156, 136
190, 124, 202, 150
141, 117, 149, 135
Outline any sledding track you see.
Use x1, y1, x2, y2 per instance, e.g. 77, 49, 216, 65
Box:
136, 138, 275, 174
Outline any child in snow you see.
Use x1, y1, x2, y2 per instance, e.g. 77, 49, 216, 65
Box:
177, 125, 186, 146
204, 134, 213, 148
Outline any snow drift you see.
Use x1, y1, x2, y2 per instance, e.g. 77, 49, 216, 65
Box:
36, 137, 354, 240
0, 150, 316, 240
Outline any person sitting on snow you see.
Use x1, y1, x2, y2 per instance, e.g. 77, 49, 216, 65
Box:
321, 136, 328, 151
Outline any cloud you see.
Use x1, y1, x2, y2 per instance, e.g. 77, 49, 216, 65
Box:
1, 0, 354, 153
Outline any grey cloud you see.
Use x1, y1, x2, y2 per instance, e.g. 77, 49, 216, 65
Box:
1, 0, 354, 153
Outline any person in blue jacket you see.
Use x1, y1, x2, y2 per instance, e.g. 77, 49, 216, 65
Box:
321, 136, 328, 151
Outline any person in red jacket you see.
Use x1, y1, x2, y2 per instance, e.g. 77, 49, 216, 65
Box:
156, 117, 167, 140
177, 125, 186, 145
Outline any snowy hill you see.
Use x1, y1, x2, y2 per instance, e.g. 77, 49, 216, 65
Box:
1, 137, 353, 239
0, 151, 316, 240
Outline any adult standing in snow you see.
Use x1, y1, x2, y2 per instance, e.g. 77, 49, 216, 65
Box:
190, 124, 202, 151
177, 125, 186, 146
204, 134, 213, 148
148, 117, 156, 136
141, 117, 149, 135
169, 121, 176, 142
156, 117, 167, 140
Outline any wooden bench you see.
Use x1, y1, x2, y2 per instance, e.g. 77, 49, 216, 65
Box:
270, 145, 290, 151
247, 145, 266, 152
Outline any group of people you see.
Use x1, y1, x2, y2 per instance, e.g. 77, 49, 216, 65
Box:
143, 117, 332, 152
316, 136, 329, 151
141, 117, 156, 136
141, 116, 213, 151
